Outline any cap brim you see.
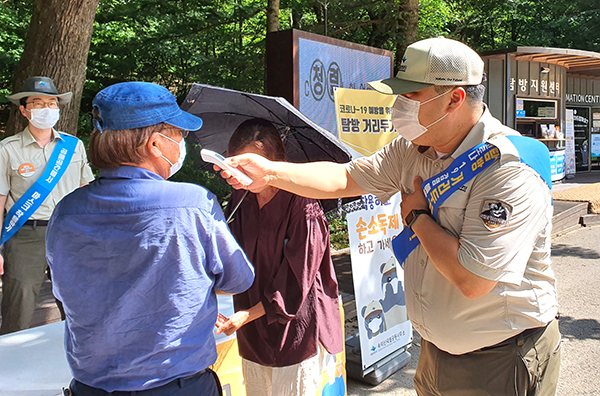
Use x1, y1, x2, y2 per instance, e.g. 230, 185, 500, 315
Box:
165, 110, 203, 131
368, 77, 434, 95
6, 92, 72, 105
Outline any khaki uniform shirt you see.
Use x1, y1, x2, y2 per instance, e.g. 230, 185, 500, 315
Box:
0, 127, 95, 221
346, 107, 558, 355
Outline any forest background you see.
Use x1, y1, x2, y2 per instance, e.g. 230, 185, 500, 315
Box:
1, 0, 599, 246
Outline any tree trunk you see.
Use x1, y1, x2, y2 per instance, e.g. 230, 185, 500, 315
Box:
5, 0, 100, 137
395, 0, 419, 72
266, 0, 280, 33
404, 0, 419, 44
291, 9, 303, 29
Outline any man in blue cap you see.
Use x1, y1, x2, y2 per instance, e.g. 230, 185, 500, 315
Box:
46, 82, 255, 395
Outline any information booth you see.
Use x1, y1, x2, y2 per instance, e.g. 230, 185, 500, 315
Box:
481, 47, 600, 179
565, 82, 600, 172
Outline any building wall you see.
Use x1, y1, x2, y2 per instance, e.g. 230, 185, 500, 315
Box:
566, 76, 600, 107
485, 58, 504, 122
482, 56, 567, 128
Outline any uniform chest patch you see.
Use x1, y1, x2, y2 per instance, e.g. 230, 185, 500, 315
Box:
18, 163, 36, 177
479, 200, 512, 229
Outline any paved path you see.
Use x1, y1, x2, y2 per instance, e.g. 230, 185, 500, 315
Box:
348, 225, 600, 396
553, 226, 600, 396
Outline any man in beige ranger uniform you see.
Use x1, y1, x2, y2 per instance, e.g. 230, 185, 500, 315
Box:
0, 76, 94, 334
218, 37, 560, 395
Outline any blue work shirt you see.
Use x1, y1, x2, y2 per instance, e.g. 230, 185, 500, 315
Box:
46, 166, 255, 392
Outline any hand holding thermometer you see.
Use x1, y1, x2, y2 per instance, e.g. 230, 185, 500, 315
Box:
200, 149, 253, 186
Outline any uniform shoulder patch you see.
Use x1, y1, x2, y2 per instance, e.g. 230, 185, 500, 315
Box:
479, 200, 512, 230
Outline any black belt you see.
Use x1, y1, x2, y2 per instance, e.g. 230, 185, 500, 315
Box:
24, 220, 49, 227
179, 368, 208, 383
479, 320, 553, 351
69, 368, 214, 395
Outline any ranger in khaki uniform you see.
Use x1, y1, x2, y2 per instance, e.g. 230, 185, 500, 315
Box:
218, 37, 560, 395
0, 77, 94, 334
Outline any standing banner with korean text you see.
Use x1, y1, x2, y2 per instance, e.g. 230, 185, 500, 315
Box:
212, 295, 245, 396
592, 134, 600, 159
334, 88, 398, 159
298, 38, 392, 136
334, 88, 412, 370
565, 109, 576, 176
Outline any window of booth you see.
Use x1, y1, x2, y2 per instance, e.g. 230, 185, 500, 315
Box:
515, 98, 561, 140
517, 98, 558, 119
515, 121, 536, 137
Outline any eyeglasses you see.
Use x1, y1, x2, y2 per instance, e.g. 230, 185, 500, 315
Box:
26, 100, 59, 109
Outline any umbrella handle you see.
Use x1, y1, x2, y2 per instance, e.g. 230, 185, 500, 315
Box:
226, 190, 249, 224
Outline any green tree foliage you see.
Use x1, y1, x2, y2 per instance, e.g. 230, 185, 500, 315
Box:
82, 0, 419, 110
418, 0, 453, 39
419, 0, 600, 52
2, 0, 600, 109
0, 0, 32, 101
280, 0, 418, 69
85, 0, 267, 110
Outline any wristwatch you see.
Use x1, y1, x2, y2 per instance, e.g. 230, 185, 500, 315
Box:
405, 209, 431, 231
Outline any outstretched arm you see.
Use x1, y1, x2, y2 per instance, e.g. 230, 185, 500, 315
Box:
217, 153, 366, 199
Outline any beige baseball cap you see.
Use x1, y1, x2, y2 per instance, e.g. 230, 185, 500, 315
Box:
368, 36, 484, 95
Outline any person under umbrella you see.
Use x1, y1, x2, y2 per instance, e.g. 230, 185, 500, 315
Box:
216, 118, 344, 396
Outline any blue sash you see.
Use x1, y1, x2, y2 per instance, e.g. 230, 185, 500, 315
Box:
392, 135, 551, 266
1, 134, 78, 245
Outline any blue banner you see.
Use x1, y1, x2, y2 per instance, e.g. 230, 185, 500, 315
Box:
392, 135, 550, 267
1, 134, 78, 245
298, 38, 392, 136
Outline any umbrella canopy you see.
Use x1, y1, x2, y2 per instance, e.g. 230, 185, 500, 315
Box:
181, 83, 357, 213
181, 83, 352, 165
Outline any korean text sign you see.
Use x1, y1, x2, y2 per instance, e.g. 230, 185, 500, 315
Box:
334, 88, 411, 370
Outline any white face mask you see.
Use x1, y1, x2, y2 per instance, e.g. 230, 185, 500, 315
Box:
159, 133, 186, 178
391, 90, 451, 141
27, 108, 60, 130
368, 315, 383, 333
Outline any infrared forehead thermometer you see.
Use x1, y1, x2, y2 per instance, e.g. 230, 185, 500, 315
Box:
200, 149, 253, 186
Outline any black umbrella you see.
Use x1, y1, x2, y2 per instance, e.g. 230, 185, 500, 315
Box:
181, 83, 358, 213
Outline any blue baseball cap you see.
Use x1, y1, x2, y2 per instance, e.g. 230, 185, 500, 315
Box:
92, 82, 203, 132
